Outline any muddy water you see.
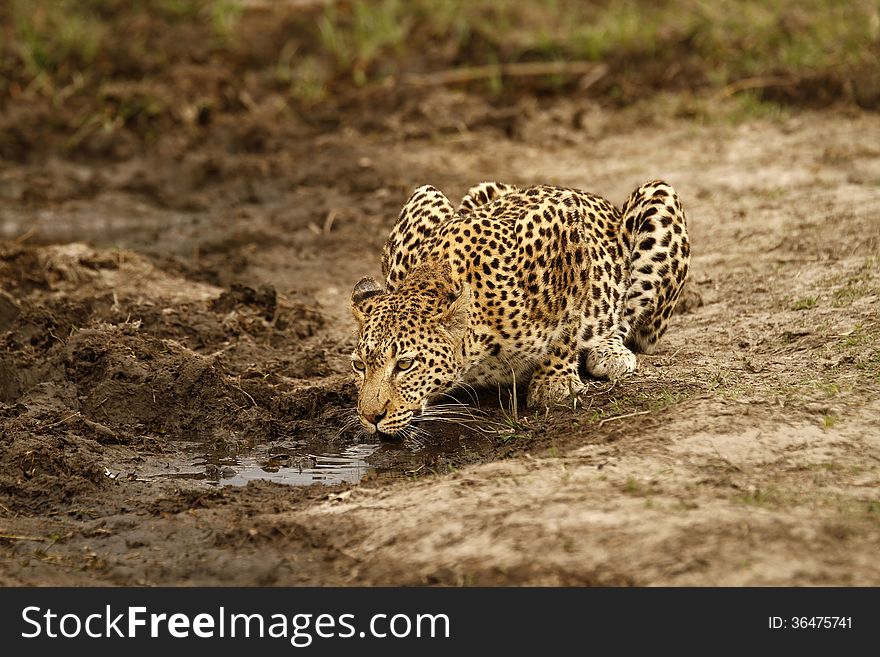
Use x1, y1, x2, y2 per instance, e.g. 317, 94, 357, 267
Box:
133, 420, 490, 488
142, 439, 383, 487
204, 443, 381, 486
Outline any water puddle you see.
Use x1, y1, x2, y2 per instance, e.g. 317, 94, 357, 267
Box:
133, 422, 486, 488
203, 443, 380, 486
139, 440, 385, 487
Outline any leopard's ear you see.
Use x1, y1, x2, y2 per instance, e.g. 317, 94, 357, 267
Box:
434, 281, 471, 342
351, 276, 385, 325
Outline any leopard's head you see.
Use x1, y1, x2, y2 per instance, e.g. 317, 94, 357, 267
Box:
349, 266, 471, 438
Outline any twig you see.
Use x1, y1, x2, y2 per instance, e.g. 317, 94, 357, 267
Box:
597, 409, 650, 428
716, 75, 798, 100
15, 227, 37, 243
41, 411, 81, 429
238, 90, 259, 113
0, 533, 45, 542
405, 61, 607, 87
233, 384, 257, 408
81, 417, 117, 440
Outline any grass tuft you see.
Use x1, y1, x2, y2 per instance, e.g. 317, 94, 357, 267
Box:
791, 297, 818, 311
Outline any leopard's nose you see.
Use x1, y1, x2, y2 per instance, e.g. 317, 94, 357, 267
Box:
362, 409, 387, 426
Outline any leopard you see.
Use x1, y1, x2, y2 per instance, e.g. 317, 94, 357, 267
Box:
349, 180, 690, 437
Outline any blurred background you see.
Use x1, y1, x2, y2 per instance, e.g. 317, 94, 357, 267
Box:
1, 0, 878, 162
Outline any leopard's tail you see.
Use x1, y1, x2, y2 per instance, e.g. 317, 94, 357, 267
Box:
619, 180, 690, 353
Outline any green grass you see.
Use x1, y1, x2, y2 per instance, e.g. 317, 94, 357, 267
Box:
855, 350, 880, 382
791, 296, 818, 311
832, 285, 875, 308
820, 258, 879, 308
817, 381, 840, 397
10, 0, 107, 77
804, 461, 836, 472
835, 499, 880, 526
822, 413, 838, 430
733, 487, 787, 507
305, 0, 880, 95
318, 0, 413, 85
494, 392, 534, 445
2, 0, 879, 151
208, 0, 242, 37
622, 476, 640, 494
844, 333, 880, 383
2, 0, 240, 97
650, 389, 687, 412
6, 0, 877, 95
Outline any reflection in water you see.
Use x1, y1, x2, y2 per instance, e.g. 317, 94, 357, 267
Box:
148, 420, 477, 488
206, 443, 380, 487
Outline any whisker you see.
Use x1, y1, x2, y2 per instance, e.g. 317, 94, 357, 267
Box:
444, 381, 480, 407
458, 383, 481, 407
426, 402, 488, 419
421, 414, 484, 427
434, 394, 479, 410
334, 421, 359, 439
335, 410, 368, 440
429, 404, 484, 411
420, 411, 486, 423
420, 414, 499, 436
423, 408, 483, 419
401, 425, 430, 450
411, 425, 432, 443
422, 406, 495, 420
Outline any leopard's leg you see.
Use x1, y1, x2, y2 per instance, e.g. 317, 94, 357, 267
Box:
458, 181, 519, 215
620, 180, 690, 353
580, 260, 638, 382
381, 185, 455, 290
527, 316, 587, 408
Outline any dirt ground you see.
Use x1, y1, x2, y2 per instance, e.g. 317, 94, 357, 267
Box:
1, 81, 879, 585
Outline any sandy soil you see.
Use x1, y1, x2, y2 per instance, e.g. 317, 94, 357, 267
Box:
1, 91, 878, 585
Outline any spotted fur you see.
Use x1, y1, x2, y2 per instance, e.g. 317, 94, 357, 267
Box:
351, 180, 690, 436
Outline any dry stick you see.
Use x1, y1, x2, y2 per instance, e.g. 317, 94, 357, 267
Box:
41, 411, 82, 429
597, 409, 651, 428
0, 533, 46, 542
15, 227, 37, 243
716, 75, 798, 100
81, 417, 117, 440
405, 61, 608, 87
234, 384, 257, 408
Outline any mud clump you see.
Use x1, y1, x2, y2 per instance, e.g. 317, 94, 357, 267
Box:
0, 290, 21, 331
210, 283, 277, 320
0, 241, 351, 515
0, 425, 110, 515
61, 324, 236, 437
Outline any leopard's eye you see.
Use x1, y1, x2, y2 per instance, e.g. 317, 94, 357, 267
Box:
395, 358, 414, 372
352, 359, 366, 372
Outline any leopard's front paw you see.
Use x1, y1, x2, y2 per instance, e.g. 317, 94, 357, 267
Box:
585, 342, 638, 381
527, 372, 587, 409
